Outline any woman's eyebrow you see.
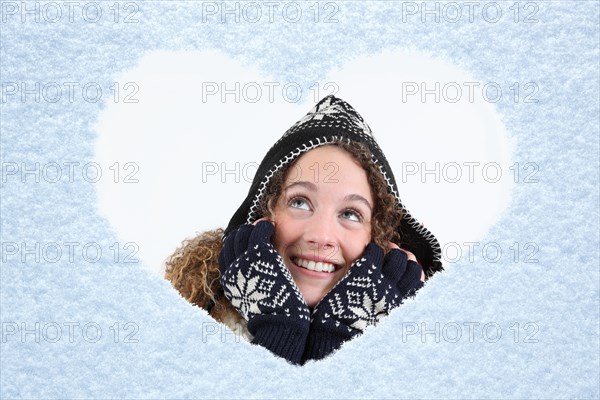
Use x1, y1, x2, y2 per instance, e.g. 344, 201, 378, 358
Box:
284, 181, 318, 192
344, 194, 373, 212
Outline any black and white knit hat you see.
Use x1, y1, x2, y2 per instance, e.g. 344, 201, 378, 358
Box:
224, 95, 443, 278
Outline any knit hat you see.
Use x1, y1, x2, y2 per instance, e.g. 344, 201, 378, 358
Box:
224, 95, 443, 278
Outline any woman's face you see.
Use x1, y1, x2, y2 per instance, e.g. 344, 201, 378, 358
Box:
272, 145, 373, 308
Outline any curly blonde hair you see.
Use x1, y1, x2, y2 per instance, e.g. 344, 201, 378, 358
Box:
164, 140, 404, 326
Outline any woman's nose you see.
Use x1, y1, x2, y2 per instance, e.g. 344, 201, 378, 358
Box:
303, 215, 337, 251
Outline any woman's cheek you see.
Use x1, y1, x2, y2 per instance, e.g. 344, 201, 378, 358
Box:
345, 232, 370, 264
273, 224, 294, 255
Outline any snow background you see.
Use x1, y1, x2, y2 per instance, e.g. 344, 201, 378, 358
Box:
1, 1, 599, 398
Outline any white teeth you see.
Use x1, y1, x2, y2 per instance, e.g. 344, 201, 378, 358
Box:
293, 257, 336, 273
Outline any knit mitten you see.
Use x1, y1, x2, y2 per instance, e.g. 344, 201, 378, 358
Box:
219, 221, 311, 364
302, 243, 424, 363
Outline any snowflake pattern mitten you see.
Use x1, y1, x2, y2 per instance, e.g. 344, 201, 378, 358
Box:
302, 243, 424, 362
219, 221, 311, 364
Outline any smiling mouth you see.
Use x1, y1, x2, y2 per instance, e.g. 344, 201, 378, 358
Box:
291, 257, 341, 273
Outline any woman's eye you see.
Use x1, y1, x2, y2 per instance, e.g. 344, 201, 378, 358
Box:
341, 209, 362, 222
289, 197, 310, 210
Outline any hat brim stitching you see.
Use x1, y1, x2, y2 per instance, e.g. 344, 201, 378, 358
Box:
244, 137, 443, 268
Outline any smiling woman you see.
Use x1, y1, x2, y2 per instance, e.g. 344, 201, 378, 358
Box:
272, 146, 374, 308
164, 95, 444, 365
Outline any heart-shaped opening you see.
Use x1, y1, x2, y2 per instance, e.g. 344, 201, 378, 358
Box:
93, 49, 514, 363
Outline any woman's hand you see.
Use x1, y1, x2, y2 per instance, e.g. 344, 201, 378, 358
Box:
302, 242, 426, 362
218, 220, 311, 364
252, 216, 271, 225
388, 242, 426, 282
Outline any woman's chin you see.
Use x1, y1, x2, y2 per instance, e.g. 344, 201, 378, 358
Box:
298, 287, 329, 308
285, 266, 329, 306
304, 296, 320, 309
